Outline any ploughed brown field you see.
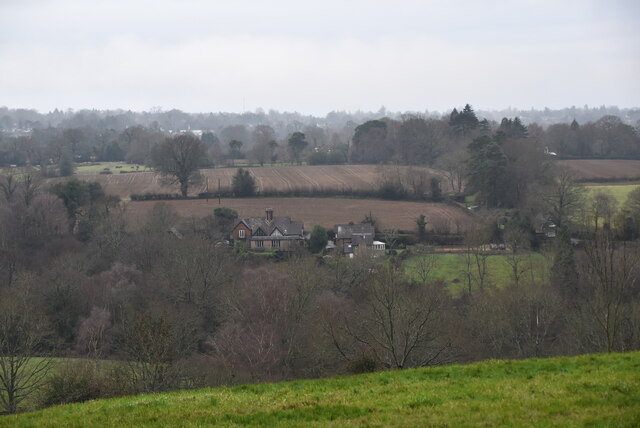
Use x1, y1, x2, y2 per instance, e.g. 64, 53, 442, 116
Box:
124, 198, 474, 232
558, 159, 640, 181
71, 165, 448, 199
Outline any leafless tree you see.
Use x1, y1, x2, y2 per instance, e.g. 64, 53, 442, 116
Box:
541, 171, 586, 228
589, 190, 618, 230
412, 245, 439, 285
150, 134, 207, 197
0, 288, 52, 414
207, 263, 319, 382
503, 224, 531, 287
328, 262, 450, 370
437, 149, 468, 194
75, 307, 112, 359
578, 230, 639, 352
461, 229, 491, 295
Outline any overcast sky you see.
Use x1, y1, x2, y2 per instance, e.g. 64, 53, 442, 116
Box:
1, 0, 639, 115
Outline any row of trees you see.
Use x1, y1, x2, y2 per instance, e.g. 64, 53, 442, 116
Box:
1, 105, 638, 172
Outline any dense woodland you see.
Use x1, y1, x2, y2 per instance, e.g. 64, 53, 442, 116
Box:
0, 105, 640, 414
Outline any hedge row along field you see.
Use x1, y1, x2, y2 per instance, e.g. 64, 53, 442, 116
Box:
60, 165, 448, 199
3, 352, 638, 427
124, 197, 475, 232
558, 159, 640, 182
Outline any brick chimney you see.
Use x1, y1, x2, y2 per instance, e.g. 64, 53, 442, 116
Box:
266, 208, 273, 221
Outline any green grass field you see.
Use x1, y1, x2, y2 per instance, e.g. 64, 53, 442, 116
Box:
586, 184, 639, 206
75, 162, 152, 173
405, 252, 550, 292
2, 352, 638, 427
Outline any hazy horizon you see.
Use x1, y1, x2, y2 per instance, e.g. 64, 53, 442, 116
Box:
1, 0, 639, 116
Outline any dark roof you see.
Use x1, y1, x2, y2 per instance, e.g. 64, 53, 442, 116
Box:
335, 223, 375, 246
236, 216, 304, 237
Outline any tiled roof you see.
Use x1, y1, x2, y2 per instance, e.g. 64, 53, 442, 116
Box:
335, 223, 375, 246
238, 216, 304, 237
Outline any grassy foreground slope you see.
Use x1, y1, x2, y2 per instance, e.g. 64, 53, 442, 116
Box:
3, 353, 639, 427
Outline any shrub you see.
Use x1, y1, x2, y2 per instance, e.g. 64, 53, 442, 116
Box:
232, 168, 257, 197
348, 356, 377, 374
40, 361, 130, 407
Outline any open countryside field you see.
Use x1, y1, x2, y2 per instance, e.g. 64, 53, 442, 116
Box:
586, 184, 639, 206
557, 159, 640, 181
405, 253, 550, 293
66, 164, 447, 200
124, 198, 474, 232
3, 352, 638, 427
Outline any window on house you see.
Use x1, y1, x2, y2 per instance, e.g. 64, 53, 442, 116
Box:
256, 240, 264, 248
272, 240, 280, 248
238, 229, 245, 238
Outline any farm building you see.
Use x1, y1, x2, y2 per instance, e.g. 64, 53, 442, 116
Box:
230, 208, 305, 251
334, 223, 385, 258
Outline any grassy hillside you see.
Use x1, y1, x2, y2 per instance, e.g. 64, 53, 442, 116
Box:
3, 352, 638, 427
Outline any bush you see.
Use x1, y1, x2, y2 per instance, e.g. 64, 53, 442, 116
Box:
232, 168, 257, 197
379, 180, 406, 200
130, 193, 184, 201
348, 356, 377, 374
40, 361, 130, 407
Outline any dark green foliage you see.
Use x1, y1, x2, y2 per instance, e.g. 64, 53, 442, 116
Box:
307, 149, 347, 165
228, 140, 244, 158
201, 132, 218, 147
232, 168, 256, 197
348, 355, 377, 374
449, 104, 479, 136
362, 211, 377, 230
351, 120, 390, 163
379, 179, 406, 200
287, 132, 308, 164
307, 151, 328, 165
466, 136, 509, 207
210, 207, 239, 236
496, 117, 528, 141
213, 207, 238, 223
622, 217, 637, 241
416, 214, 427, 242
308, 225, 328, 254
49, 179, 105, 218
430, 177, 442, 202
58, 151, 75, 177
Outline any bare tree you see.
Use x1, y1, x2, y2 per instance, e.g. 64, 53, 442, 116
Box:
208, 263, 319, 381
412, 245, 439, 285
578, 230, 639, 352
503, 224, 531, 287
0, 289, 52, 414
541, 171, 586, 228
328, 262, 450, 369
150, 134, 207, 197
122, 310, 186, 393
589, 190, 618, 230
0, 172, 18, 202
437, 149, 468, 194
461, 229, 491, 295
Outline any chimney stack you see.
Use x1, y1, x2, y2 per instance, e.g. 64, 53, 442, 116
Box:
266, 208, 273, 221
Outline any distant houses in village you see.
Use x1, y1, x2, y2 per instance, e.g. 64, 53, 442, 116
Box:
230, 208, 305, 251
333, 223, 386, 258
230, 209, 386, 256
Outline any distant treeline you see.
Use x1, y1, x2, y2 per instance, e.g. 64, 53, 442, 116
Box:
0, 105, 638, 172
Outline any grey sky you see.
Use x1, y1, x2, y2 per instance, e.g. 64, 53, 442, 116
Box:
1, 0, 639, 115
